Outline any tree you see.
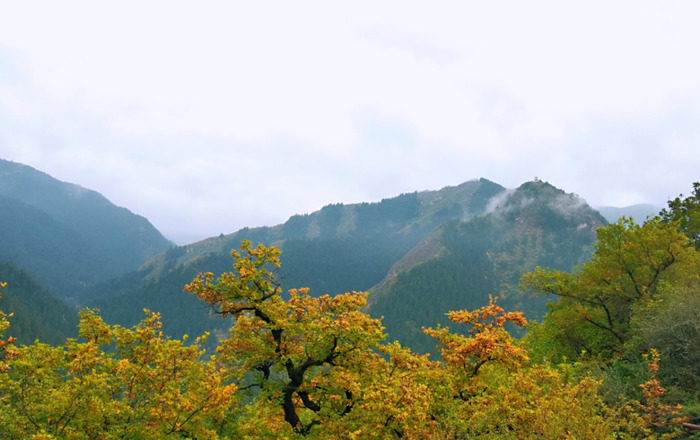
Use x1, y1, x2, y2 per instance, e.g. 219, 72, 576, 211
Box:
520, 214, 699, 435
630, 279, 700, 400
0, 308, 236, 439
186, 240, 397, 437
521, 217, 698, 360
422, 297, 648, 439
660, 182, 700, 248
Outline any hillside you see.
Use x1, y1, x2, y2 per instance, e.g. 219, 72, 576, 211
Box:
78, 179, 506, 337
0, 260, 78, 345
0, 160, 612, 350
367, 180, 607, 352
79, 179, 606, 353
0, 159, 173, 299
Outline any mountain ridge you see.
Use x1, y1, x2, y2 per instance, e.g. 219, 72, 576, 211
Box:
77, 178, 609, 354
1, 159, 653, 350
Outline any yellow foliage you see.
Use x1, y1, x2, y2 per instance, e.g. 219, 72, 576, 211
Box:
0, 240, 688, 439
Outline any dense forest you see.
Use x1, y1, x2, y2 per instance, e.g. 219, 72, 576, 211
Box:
0, 183, 698, 439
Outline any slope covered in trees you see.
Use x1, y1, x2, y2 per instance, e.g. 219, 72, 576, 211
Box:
74, 179, 615, 355
368, 180, 606, 353
0, 159, 172, 299
0, 261, 78, 345
76, 179, 509, 342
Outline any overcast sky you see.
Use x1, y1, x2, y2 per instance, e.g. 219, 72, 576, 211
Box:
1, 1, 699, 244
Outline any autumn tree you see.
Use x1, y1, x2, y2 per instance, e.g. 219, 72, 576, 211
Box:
187, 240, 422, 438
421, 296, 651, 439
0, 308, 236, 439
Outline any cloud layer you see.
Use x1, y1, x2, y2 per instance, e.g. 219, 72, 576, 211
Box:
1, 1, 698, 243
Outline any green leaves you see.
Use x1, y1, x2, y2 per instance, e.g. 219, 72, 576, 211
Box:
660, 182, 700, 247
522, 217, 698, 360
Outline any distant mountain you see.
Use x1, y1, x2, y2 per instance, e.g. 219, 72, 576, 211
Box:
595, 204, 661, 224
0, 159, 173, 300
78, 179, 604, 354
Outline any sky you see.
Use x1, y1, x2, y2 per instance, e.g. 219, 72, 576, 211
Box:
1, 1, 699, 244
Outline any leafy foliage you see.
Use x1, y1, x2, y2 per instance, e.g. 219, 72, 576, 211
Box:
661, 182, 700, 247
522, 210, 700, 436
1, 207, 696, 438
0, 306, 235, 439
186, 241, 389, 436
522, 217, 697, 360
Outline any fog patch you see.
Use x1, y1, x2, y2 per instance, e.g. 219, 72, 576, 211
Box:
483, 188, 515, 215
549, 193, 589, 219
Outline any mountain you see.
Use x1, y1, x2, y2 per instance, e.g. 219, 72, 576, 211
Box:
78, 179, 604, 354
0, 160, 613, 351
367, 180, 607, 353
78, 178, 507, 338
596, 204, 661, 224
0, 159, 173, 300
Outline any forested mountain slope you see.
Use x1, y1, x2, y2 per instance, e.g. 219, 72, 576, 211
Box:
367, 180, 607, 352
81, 179, 606, 353
0, 159, 172, 299
79, 179, 507, 337
0, 260, 78, 344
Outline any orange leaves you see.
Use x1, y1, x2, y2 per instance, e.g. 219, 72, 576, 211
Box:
628, 349, 687, 437
425, 296, 529, 376
446, 296, 527, 331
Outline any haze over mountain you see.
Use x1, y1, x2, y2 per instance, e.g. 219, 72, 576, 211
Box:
0, 159, 174, 342
595, 204, 661, 224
